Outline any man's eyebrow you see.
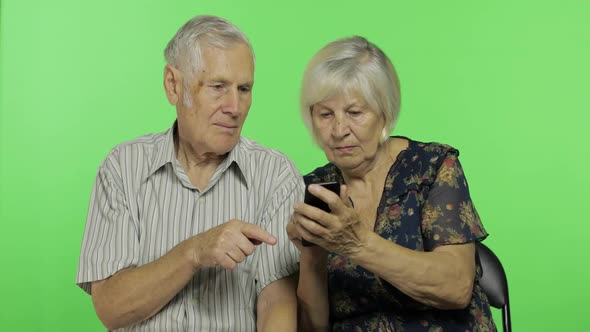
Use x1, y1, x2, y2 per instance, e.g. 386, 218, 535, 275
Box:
204, 78, 229, 84
203, 79, 253, 86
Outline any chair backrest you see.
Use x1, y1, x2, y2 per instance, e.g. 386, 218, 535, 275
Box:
476, 242, 511, 332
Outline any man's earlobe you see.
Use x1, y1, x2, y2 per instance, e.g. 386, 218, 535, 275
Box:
163, 65, 180, 105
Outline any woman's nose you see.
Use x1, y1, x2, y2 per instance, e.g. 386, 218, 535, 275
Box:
332, 115, 350, 138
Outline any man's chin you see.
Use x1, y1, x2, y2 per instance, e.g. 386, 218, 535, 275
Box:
213, 136, 240, 154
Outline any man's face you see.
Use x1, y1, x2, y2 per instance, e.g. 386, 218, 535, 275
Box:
176, 43, 254, 156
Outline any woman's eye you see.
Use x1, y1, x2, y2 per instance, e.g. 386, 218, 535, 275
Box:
319, 112, 332, 118
348, 111, 362, 117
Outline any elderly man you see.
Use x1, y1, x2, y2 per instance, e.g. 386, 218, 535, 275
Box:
76, 15, 303, 331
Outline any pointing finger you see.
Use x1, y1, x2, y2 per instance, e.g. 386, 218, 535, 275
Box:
241, 223, 277, 245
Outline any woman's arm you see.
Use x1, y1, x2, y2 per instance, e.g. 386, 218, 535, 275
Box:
350, 238, 475, 309
297, 154, 483, 310
297, 250, 330, 331
287, 221, 330, 331
296, 198, 476, 310
257, 275, 298, 332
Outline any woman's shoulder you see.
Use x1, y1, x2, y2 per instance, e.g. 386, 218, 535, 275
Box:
392, 136, 462, 185
303, 163, 341, 186
399, 136, 460, 160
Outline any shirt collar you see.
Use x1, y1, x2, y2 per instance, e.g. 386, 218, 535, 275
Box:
212, 137, 251, 189
147, 122, 251, 188
147, 123, 177, 177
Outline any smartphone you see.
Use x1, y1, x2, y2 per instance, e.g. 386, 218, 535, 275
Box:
302, 181, 340, 247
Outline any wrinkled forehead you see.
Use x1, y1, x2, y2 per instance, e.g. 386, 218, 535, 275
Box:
192, 43, 254, 78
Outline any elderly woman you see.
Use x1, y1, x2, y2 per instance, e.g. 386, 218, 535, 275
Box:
287, 36, 497, 331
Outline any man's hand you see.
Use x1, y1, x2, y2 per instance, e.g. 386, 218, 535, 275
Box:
188, 219, 277, 270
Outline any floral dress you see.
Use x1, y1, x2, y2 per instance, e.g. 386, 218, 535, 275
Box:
304, 138, 497, 332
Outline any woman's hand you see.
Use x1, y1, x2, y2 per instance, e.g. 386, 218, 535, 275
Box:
287, 213, 327, 260
292, 184, 371, 256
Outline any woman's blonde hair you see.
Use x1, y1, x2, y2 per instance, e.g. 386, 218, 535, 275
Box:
300, 36, 401, 143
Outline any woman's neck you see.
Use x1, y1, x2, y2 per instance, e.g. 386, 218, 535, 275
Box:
341, 139, 397, 186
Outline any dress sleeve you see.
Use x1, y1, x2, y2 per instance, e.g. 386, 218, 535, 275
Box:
254, 167, 304, 295
421, 152, 488, 251
76, 154, 140, 294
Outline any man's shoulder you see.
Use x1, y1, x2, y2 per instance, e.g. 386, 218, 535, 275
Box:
98, 130, 170, 175
236, 136, 297, 170
236, 137, 302, 185
112, 131, 168, 153
238, 136, 289, 159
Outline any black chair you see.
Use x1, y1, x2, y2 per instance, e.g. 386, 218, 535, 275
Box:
476, 242, 511, 332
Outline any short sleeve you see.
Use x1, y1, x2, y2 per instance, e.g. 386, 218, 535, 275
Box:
254, 174, 304, 294
421, 153, 488, 251
76, 156, 140, 294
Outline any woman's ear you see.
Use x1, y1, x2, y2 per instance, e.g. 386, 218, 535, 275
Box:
163, 64, 181, 105
380, 126, 390, 144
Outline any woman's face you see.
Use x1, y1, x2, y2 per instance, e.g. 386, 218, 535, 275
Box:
311, 93, 385, 172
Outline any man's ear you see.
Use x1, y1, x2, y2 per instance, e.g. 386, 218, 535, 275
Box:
163, 64, 182, 105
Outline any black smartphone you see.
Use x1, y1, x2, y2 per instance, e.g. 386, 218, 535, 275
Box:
302, 181, 340, 247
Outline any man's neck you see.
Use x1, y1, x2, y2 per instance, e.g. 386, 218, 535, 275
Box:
175, 137, 227, 191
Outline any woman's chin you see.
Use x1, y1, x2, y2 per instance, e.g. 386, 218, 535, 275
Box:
328, 156, 362, 171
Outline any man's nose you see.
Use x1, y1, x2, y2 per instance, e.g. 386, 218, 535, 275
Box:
222, 89, 240, 115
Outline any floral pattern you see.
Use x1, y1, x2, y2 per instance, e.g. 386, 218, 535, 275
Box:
304, 137, 496, 332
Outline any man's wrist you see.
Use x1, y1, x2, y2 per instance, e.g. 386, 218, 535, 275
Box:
175, 238, 201, 272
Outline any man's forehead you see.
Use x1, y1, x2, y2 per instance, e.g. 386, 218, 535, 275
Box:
196, 45, 254, 82
200, 43, 253, 62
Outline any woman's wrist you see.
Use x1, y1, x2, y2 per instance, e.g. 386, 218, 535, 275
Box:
348, 231, 378, 265
300, 249, 328, 269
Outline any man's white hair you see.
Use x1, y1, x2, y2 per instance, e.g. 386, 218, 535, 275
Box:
164, 15, 254, 106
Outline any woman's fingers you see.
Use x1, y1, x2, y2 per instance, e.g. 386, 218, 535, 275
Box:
296, 220, 322, 246
293, 202, 335, 228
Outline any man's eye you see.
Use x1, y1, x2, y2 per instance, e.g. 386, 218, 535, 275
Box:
239, 86, 252, 93
211, 84, 224, 91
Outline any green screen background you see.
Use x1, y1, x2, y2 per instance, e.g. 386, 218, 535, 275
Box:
1, 0, 589, 330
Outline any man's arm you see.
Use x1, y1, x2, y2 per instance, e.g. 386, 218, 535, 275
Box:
91, 241, 195, 330
91, 220, 277, 330
254, 165, 304, 332
256, 274, 298, 332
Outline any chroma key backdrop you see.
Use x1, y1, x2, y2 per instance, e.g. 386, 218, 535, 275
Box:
1, 0, 589, 331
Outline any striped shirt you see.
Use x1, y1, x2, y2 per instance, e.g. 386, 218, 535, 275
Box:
77, 124, 304, 331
